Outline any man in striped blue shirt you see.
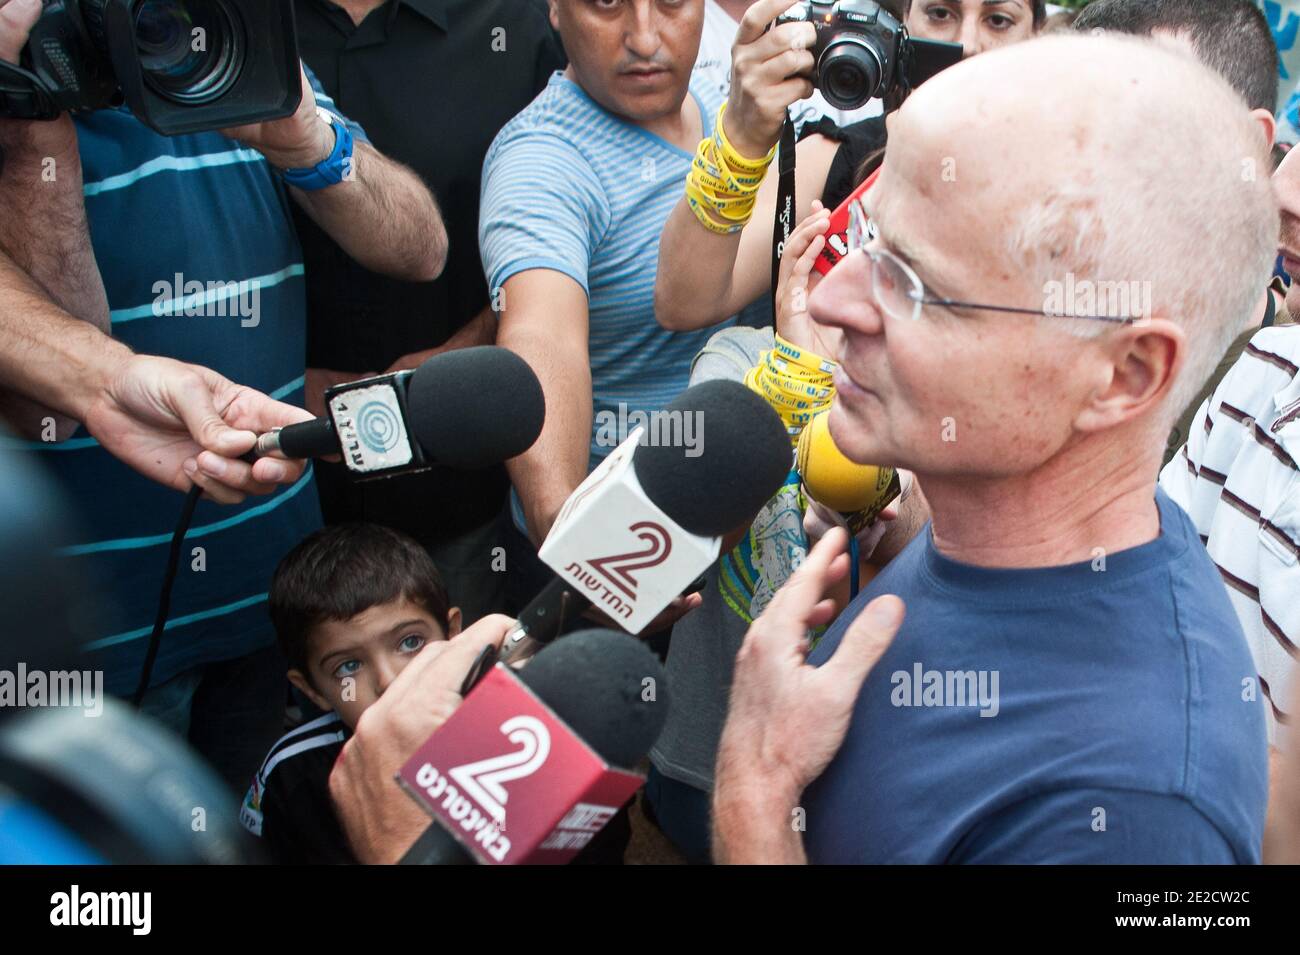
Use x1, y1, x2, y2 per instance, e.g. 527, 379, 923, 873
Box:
0, 0, 444, 788
480, 0, 736, 619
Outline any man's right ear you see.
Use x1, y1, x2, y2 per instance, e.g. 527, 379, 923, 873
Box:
287, 668, 332, 714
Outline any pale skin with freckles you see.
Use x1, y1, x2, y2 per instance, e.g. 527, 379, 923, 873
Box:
289, 598, 463, 731
1147, 25, 1277, 342
713, 37, 1275, 862
814, 68, 1183, 568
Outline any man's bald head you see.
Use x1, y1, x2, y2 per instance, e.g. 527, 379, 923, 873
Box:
811, 33, 1277, 480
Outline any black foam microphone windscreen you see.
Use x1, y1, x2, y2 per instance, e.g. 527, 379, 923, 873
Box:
407, 346, 546, 469
632, 379, 792, 537
517, 628, 670, 770
274, 416, 336, 460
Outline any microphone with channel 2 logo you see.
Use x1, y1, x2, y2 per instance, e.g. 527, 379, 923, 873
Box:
396, 628, 669, 865
250, 346, 546, 478
499, 379, 792, 663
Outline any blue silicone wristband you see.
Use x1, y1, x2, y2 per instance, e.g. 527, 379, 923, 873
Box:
280, 115, 353, 192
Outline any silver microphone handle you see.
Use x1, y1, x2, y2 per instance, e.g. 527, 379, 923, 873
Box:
499, 623, 542, 666
252, 429, 283, 458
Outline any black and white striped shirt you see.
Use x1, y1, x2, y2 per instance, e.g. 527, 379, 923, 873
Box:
1161, 325, 1300, 741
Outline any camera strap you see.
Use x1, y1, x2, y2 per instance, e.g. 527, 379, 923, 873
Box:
770, 111, 798, 318
0, 61, 59, 121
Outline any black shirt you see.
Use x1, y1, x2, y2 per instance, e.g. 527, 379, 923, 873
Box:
294, 0, 565, 539
808, 115, 888, 211
241, 713, 354, 864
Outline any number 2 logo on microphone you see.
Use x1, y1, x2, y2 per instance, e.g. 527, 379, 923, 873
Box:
586, 521, 673, 600
447, 715, 551, 826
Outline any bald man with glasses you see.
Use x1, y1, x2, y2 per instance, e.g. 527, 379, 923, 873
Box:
710, 33, 1275, 865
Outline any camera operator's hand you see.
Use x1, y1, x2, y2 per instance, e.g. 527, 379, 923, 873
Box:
329, 616, 514, 865
83, 353, 314, 504
0, 0, 79, 159
0, 0, 39, 64
220, 62, 334, 172
724, 0, 817, 159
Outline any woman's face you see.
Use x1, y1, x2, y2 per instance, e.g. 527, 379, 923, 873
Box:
907, 0, 1037, 59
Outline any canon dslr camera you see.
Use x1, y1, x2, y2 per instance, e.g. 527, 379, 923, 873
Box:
777, 0, 962, 110
0, 0, 300, 136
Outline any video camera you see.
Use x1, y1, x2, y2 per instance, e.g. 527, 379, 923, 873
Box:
0, 0, 300, 136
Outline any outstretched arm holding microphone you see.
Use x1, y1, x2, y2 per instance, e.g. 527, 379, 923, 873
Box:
0, 248, 313, 505
0, 0, 323, 504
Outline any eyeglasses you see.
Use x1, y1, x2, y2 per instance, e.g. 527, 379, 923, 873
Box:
846, 198, 1140, 325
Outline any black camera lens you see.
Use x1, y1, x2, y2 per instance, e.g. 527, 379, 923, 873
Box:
133, 0, 244, 105
819, 38, 883, 110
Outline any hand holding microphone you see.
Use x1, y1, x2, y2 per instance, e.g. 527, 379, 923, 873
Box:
330, 618, 671, 866
797, 409, 904, 539
82, 353, 316, 505
328, 615, 516, 864
250, 345, 546, 477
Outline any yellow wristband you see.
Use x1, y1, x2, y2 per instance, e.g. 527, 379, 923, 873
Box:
694, 140, 766, 194
715, 102, 777, 175
686, 178, 745, 235
773, 334, 838, 376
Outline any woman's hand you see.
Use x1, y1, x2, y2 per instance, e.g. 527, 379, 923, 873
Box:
776, 200, 842, 361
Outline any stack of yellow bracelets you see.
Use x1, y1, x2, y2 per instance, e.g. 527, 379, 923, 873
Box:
685, 103, 777, 234
745, 333, 836, 446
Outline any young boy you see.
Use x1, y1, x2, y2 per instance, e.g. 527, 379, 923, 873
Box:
240, 523, 461, 864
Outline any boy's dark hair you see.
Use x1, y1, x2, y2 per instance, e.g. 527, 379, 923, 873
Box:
269, 523, 451, 675
893, 1, 1048, 28
1074, 0, 1279, 113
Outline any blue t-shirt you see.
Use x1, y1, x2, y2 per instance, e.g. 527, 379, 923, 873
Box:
478, 72, 737, 530
5, 76, 366, 694
803, 490, 1268, 863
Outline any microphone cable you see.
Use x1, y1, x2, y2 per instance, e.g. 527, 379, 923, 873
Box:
130, 484, 202, 706
849, 535, 860, 601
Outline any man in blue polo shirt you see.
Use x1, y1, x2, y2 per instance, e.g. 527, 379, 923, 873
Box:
710, 36, 1272, 864
479, 0, 743, 554
0, 0, 444, 788
480, 0, 823, 643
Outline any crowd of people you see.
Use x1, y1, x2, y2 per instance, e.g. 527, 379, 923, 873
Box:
1, 0, 1299, 866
